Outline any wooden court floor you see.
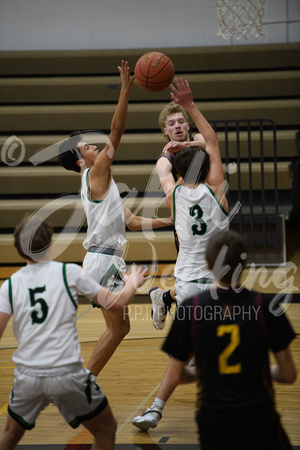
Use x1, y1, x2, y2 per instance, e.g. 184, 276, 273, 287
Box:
0, 301, 299, 449
0, 283, 300, 448
1, 221, 300, 449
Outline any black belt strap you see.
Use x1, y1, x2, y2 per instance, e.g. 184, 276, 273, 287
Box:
89, 245, 123, 257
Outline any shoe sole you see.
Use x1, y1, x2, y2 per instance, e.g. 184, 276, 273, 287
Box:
132, 419, 150, 431
132, 416, 159, 431
149, 287, 166, 330
132, 421, 156, 431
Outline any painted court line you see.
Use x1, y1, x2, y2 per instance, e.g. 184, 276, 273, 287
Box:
76, 305, 93, 321
0, 403, 8, 415
116, 382, 161, 435
114, 346, 161, 353
66, 383, 160, 445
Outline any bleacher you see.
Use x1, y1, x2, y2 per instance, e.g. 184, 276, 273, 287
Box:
0, 43, 299, 276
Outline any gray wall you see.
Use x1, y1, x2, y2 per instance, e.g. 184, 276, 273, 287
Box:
0, 0, 299, 51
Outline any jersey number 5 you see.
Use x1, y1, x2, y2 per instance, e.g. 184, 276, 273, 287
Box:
189, 204, 207, 236
217, 324, 242, 374
29, 286, 48, 325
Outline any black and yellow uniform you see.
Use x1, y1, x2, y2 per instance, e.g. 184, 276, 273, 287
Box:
162, 287, 296, 450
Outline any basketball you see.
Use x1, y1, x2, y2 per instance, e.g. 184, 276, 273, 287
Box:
134, 52, 175, 92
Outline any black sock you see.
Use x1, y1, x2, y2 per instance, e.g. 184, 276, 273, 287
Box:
162, 290, 175, 307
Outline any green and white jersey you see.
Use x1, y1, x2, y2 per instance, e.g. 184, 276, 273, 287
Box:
0, 261, 100, 368
173, 183, 229, 282
81, 168, 126, 251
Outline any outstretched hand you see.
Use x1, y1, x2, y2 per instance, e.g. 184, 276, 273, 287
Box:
170, 77, 194, 108
162, 140, 189, 154
122, 264, 150, 290
118, 60, 135, 93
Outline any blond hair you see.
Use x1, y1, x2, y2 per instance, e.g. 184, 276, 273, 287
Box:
158, 102, 189, 141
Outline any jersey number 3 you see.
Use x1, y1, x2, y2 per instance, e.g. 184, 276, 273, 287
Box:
190, 205, 207, 236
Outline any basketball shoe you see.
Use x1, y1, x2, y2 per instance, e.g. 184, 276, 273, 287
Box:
149, 287, 169, 330
132, 406, 162, 431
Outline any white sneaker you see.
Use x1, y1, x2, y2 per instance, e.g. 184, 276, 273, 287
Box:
188, 357, 196, 367
149, 287, 168, 330
132, 406, 162, 431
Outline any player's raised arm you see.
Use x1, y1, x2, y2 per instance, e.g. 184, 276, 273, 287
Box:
156, 156, 176, 198
88, 60, 134, 197
105, 60, 135, 161
170, 78, 224, 190
92, 61, 134, 171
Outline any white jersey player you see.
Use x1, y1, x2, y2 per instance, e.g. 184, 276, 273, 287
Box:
173, 180, 228, 304
58, 61, 172, 377
81, 167, 127, 292
0, 215, 148, 449
132, 78, 229, 432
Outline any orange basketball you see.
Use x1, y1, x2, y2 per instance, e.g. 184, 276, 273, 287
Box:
134, 52, 175, 92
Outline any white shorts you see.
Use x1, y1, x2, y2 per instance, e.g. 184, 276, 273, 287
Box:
82, 251, 126, 291
8, 364, 107, 430
175, 278, 213, 305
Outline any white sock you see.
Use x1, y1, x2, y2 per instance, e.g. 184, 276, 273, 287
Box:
151, 397, 165, 410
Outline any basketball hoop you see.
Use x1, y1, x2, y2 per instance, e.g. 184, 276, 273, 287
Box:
215, 0, 265, 40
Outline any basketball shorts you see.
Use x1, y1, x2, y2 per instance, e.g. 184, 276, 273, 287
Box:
8, 364, 108, 430
197, 410, 292, 450
83, 252, 126, 306
175, 278, 213, 305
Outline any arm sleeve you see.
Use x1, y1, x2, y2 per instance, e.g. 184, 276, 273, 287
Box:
162, 299, 194, 362
0, 280, 12, 316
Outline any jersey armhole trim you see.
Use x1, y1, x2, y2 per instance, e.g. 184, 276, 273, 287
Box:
205, 184, 229, 216
8, 277, 13, 313
173, 184, 181, 223
85, 168, 104, 204
159, 153, 173, 164
62, 263, 78, 309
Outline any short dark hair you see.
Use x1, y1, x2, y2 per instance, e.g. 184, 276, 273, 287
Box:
14, 214, 53, 262
174, 146, 210, 184
58, 131, 83, 173
206, 230, 248, 284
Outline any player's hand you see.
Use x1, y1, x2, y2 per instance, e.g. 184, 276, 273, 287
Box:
118, 60, 135, 93
170, 78, 193, 107
122, 264, 150, 289
163, 140, 188, 154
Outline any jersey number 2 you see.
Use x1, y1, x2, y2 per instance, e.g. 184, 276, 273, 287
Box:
217, 324, 242, 374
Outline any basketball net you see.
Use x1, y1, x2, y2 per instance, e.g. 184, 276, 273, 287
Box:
215, 0, 265, 40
